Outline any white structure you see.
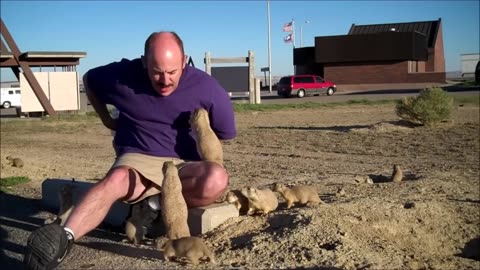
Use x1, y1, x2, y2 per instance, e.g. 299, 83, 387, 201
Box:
19, 71, 80, 113
461, 53, 480, 77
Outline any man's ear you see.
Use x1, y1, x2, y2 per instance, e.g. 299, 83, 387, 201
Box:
141, 55, 147, 69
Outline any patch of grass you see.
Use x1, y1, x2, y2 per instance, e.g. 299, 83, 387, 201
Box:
453, 95, 480, 105
41, 113, 99, 122
457, 79, 479, 87
1, 113, 102, 133
233, 99, 397, 112
0, 176, 31, 192
86, 111, 99, 117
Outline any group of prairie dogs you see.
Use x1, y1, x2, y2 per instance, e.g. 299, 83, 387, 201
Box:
226, 183, 324, 215
225, 165, 404, 215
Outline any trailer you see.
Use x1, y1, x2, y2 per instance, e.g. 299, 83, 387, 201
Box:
0, 87, 22, 108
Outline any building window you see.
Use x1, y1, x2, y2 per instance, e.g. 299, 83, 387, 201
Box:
408, 61, 418, 73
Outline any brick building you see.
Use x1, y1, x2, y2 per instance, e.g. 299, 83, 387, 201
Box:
294, 18, 446, 85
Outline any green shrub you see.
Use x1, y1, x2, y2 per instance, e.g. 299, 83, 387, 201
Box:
395, 87, 454, 126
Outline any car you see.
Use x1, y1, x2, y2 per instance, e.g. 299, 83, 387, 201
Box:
277, 75, 336, 98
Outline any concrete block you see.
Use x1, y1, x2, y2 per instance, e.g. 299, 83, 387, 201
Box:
41, 178, 130, 227
188, 203, 239, 235
42, 178, 240, 236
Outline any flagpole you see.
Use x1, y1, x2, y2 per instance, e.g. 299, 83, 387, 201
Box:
292, 18, 296, 49
267, 0, 272, 93
292, 18, 295, 74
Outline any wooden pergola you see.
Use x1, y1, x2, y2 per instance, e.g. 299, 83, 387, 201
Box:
0, 18, 86, 116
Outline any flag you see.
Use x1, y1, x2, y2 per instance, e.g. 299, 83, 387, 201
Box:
283, 21, 293, 32
284, 33, 293, 43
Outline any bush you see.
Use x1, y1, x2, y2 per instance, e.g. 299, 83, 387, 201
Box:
395, 87, 454, 126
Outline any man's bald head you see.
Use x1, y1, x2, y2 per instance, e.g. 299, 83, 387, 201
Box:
144, 31, 185, 58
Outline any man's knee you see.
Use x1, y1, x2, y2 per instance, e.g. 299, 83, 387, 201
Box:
101, 166, 136, 198
202, 164, 229, 201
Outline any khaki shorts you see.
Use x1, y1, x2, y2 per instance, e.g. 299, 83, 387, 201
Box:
111, 153, 189, 204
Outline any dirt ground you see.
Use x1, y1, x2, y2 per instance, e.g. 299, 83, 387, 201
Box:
1, 103, 479, 270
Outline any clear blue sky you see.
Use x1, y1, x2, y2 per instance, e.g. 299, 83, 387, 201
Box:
1, 0, 479, 82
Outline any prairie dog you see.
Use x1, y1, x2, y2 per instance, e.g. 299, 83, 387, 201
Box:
390, 164, 403, 182
124, 201, 154, 245
159, 236, 215, 265
6, 156, 24, 168
189, 108, 224, 166
225, 190, 249, 215
240, 187, 278, 215
272, 183, 323, 209
160, 161, 190, 240
354, 175, 373, 184
44, 184, 74, 226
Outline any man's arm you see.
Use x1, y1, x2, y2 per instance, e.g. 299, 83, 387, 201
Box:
83, 72, 117, 131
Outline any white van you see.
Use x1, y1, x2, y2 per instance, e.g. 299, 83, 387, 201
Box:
0, 87, 22, 109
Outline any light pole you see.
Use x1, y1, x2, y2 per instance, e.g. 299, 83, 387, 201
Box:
267, 0, 272, 93
300, 20, 310, 48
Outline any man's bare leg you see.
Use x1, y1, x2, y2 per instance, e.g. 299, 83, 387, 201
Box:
64, 166, 149, 239
24, 165, 149, 270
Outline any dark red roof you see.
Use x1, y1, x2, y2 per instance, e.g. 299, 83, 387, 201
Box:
348, 18, 441, 48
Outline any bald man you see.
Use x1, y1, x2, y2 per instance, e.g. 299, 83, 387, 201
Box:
24, 31, 236, 270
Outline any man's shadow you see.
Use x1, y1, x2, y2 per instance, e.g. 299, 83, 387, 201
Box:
0, 190, 46, 268
0, 190, 140, 267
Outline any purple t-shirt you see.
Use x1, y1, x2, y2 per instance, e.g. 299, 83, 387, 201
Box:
87, 58, 236, 161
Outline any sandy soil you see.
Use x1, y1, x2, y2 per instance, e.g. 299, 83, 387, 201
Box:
1, 103, 479, 270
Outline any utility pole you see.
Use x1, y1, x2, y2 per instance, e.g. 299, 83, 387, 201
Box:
267, 0, 272, 93
300, 20, 310, 48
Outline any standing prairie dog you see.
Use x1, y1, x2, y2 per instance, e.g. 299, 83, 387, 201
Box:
240, 187, 278, 215
272, 183, 323, 209
390, 164, 403, 182
6, 156, 24, 168
189, 108, 224, 166
225, 190, 249, 215
124, 200, 155, 245
161, 161, 190, 240
159, 236, 215, 266
44, 184, 74, 226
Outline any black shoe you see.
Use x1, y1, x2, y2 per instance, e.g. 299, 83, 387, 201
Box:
23, 223, 74, 270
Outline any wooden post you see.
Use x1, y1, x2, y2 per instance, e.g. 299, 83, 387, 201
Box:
0, 18, 56, 116
254, 78, 261, 104
205, 51, 211, 75
248, 50, 255, 104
